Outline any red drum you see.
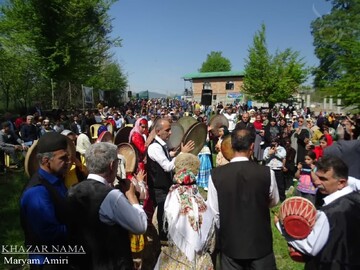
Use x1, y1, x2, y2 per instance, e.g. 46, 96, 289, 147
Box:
288, 245, 306, 263
96, 131, 113, 143
279, 196, 317, 239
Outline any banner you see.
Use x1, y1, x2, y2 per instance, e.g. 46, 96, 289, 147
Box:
82, 86, 93, 104
227, 93, 242, 99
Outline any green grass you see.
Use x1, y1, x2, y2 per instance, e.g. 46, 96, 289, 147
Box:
0, 171, 28, 270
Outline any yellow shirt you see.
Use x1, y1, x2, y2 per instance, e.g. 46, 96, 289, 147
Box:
64, 155, 87, 189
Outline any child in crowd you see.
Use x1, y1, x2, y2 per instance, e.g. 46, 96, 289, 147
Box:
215, 125, 230, 167
313, 135, 332, 160
294, 150, 318, 204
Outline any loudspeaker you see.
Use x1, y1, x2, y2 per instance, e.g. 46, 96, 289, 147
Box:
127, 91, 132, 98
213, 95, 217, 100
201, 89, 212, 105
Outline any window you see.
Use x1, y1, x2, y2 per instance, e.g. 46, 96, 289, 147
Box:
203, 82, 212, 90
225, 81, 234, 90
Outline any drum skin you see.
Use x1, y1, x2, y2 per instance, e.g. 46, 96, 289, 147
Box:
114, 126, 132, 145
279, 196, 317, 239
210, 114, 229, 137
182, 122, 207, 155
221, 135, 234, 161
24, 137, 77, 178
167, 122, 184, 150
178, 116, 197, 135
117, 143, 138, 173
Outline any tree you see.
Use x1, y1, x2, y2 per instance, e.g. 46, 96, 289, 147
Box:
243, 24, 309, 108
0, 0, 124, 109
311, 0, 360, 110
199, 51, 232, 72
87, 61, 128, 105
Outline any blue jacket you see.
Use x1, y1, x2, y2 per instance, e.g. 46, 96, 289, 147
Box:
20, 168, 68, 264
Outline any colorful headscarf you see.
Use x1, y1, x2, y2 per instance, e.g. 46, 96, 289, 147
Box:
164, 168, 214, 262
173, 168, 197, 185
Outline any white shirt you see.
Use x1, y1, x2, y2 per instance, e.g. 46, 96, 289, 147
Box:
207, 157, 280, 229
223, 112, 237, 131
88, 174, 147, 234
147, 136, 175, 172
114, 118, 124, 129
348, 176, 360, 192
276, 185, 354, 256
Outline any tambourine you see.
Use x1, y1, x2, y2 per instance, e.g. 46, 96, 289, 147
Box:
221, 134, 234, 161
182, 122, 207, 155
167, 122, 184, 150
209, 114, 229, 137
114, 126, 132, 145
117, 143, 138, 173
177, 116, 197, 135
279, 196, 317, 239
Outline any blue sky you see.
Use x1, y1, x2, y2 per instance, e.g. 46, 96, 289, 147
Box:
109, 0, 332, 95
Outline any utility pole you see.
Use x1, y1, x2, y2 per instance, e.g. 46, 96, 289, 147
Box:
51, 78, 55, 109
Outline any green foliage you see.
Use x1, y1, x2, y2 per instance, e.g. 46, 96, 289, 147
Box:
311, 0, 360, 111
0, 0, 126, 110
199, 51, 232, 72
87, 61, 128, 104
243, 24, 309, 107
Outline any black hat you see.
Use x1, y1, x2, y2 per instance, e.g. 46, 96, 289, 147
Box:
37, 132, 68, 153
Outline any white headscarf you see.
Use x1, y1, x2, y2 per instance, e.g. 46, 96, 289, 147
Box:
164, 169, 214, 262
76, 133, 91, 155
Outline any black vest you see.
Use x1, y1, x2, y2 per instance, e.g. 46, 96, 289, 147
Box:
66, 180, 133, 270
211, 161, 273, 259
305, 192, 360, 270
146, 141, 173, 202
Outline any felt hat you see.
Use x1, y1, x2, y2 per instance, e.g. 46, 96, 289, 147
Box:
37, 132, 67, 153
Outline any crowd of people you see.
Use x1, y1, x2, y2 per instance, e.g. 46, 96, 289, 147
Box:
2, 97, 360, 269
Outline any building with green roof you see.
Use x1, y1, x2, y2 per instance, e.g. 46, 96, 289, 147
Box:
182, 71, 245, 105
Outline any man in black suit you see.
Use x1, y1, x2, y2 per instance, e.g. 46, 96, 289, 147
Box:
208, 128, 279, 269
235, 112, 255, 132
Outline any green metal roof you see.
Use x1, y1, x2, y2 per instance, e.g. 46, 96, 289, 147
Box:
183, 71, 244, 80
